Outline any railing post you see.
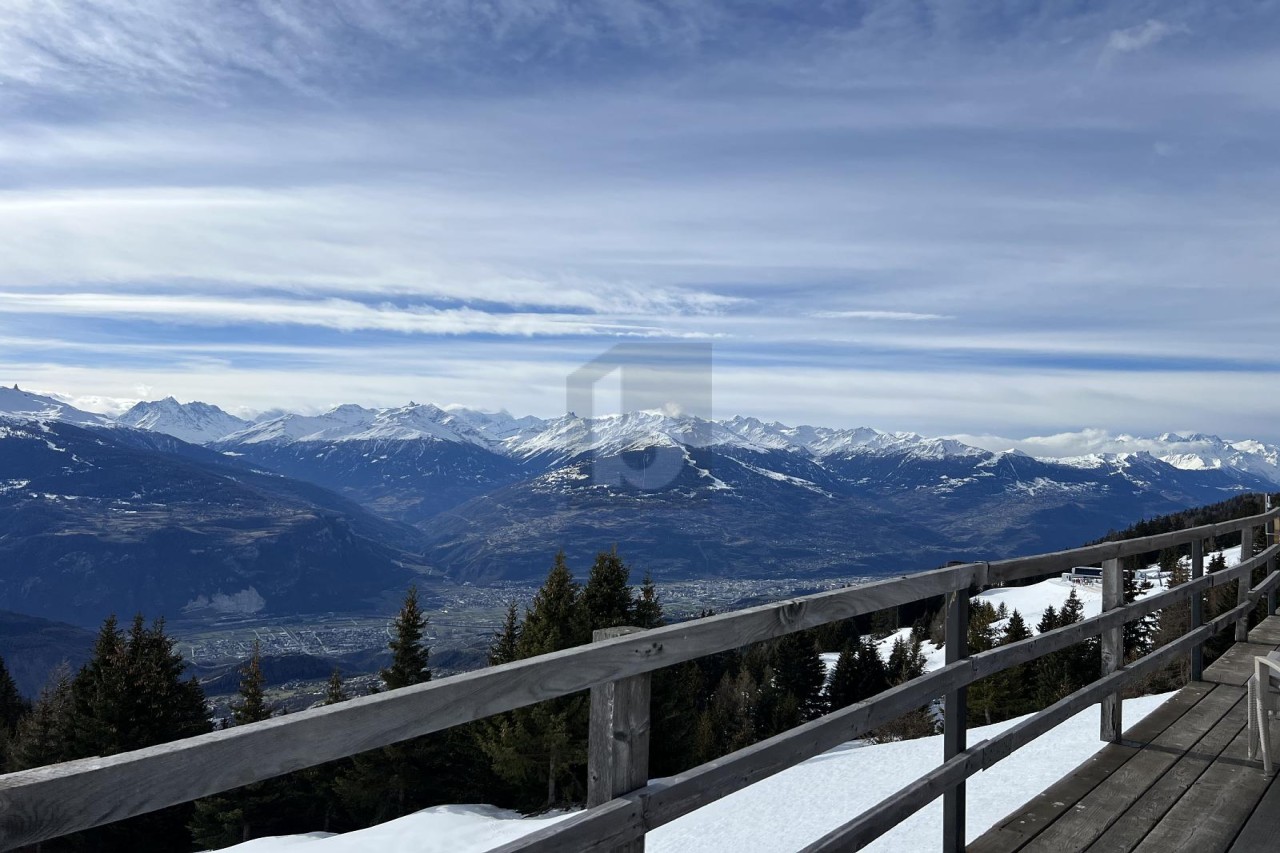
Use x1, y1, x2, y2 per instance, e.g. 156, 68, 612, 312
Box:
588, 626, 651, 853
943, 587, 969, 853
1237, 527, 1257, 642
1100, 558, 1124, 743
1191, 539, 1205, 681
1270, 498, 1279, 616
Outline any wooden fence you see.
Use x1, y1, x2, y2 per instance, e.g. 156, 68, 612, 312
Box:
1, 505, 1278, 852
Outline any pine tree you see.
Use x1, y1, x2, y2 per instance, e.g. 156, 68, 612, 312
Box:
381, 586, 431, 690
191, 643, 296, 848
694, 669, 760, 762
8, 663, 73, 772
990, 610, 1034, 721
1058, 589, 1098, 693
772, 632, 827, 722
580, 548, 634, 633
233, 641, 270, 725
631, 572, 664, 629
0, 653, 26, 735
325, 670, 348, 705
826, 639, 891, 711
494, 554, 589, 809
488, 600, 522, 666
334, 587, 446, 825
1034, 605, 1070, 707
68, 615, 212, 851
518, 552, 584, 657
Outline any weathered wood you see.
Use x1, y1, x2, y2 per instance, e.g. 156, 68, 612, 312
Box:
7, 506, 1280, 850
1102, 558, 1125, 743
1238, 527, 1258, 643
1193, 539, 1206, 681
1248, 615, 1280, 646
798, 619, 1224, 853
1202, 643, 1279, 687
943, 588, 969, 853
1088, 689, 1246, 853
986, 508, 1280, 585
1229, 770, 1280, 852
1270, 505, 1279, 616
1023, 684, 1240, 852
0, 562, 980, 849
1131, 719, 1273, 853
588, 627, 650, 853
967, 683, 1213, 853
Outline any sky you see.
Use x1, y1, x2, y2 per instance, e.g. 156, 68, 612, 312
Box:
2, 1, 1280, 440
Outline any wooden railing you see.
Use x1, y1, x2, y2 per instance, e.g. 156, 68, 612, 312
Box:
1, 505, 1278, 852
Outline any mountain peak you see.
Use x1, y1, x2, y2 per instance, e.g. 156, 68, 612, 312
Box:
117, 398, 250, 444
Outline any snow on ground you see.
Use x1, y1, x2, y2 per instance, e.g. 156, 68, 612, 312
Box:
227, 694, 1171, 853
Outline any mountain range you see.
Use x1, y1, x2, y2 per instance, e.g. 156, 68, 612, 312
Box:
2, 384, 1278, 624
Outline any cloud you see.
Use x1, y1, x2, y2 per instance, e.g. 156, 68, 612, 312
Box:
0, 292, 713, 338
1101, 19, 1188, 66
812, 311, 951, 321
2, 2, 1279, 439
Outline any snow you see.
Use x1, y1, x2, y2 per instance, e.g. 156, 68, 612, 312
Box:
116, 397, 250, 444
227, 695, 1172, 853
35, 385, 1272, 487
0, 385, 113, 428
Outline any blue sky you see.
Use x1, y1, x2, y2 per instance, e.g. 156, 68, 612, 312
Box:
2, 1, 1279, 439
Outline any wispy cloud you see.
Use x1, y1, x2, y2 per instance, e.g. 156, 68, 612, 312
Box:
812, 311, 951, 321
3, 1, 1280, 438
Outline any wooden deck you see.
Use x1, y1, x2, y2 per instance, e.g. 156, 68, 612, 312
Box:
969, 615, 1280, 853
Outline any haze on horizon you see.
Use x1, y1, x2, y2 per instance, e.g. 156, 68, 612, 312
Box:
2, 2, 1279, 440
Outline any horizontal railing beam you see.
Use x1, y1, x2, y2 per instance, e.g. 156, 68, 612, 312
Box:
0, 561, 985, 849
501, 542, 1280, 852
984, 507, 1280, 585
800, 571, 1280, 852
1, 502, 1275, 849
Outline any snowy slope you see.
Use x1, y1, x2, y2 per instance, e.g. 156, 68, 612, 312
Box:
220, 403, 503, 448
0, 385, 113, 427
116, 397, 250, 444
225, 694, 1171, 853
55, 384, 1280, 490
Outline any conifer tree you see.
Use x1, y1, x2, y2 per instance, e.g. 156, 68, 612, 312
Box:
991, 610, 1034, 720
826, 639, 889, 711
334, 587, 446, 825
488, 600, 522, 666
1058, 588, 1098, 690
477, 554, 588, 811
0, 654, 26, 736
68, 615, 211, 851
772, 632, 826, 723
381, 586, 431, 690
8, 663, 73, 772
580, 548, 634, 632
519, 552, 584, 656
632, 572, 664, 629
325, 670, 348, 705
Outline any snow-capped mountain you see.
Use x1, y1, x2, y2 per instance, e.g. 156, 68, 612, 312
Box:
4, 386, 1280, 588
116, 397, 251, 444
0, 385, 114, 428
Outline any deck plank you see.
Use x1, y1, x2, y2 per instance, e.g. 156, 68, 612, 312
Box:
1085, 690, 1246, 853
1228, 774, 1280, 852
1129, 719, 1272, 853
966, 683, 1212, 853
1246, 616, 1280, 646
1021, 684, 1240, 853
1203, 643, 1277, 686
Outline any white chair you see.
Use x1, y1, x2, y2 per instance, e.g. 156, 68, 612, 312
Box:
1248, 650, 1280, 775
